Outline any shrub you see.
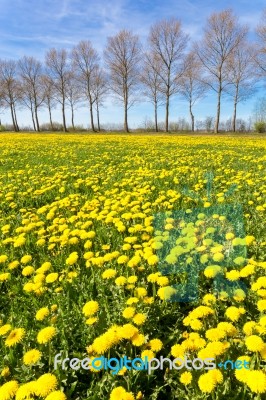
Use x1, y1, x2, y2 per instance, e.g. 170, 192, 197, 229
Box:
254, 121, 266, 133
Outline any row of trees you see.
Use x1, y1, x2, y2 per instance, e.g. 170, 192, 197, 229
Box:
1, 9, 266, 133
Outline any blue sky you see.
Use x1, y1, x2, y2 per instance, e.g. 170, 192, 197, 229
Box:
0, 0, 265, 129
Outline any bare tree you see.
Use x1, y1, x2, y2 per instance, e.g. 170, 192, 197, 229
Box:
140, 52, 164, 132
204, 116, 214, 132
0, 60, 20, 131
179, 52, 207, 132
253, 97, 266, 122
148, 18, 188, 132
20, 80, 37, 131
41, 74, 56, 130
92, 66, 108, 131
256, 10, 266, 73
18, 56, 44, 131
71, 41, 99, 132
45, 48, 70, 132
226, 44, 256, 132
104, 30, 142, 132
66, 71, 82, 130
195, 9, 248, 133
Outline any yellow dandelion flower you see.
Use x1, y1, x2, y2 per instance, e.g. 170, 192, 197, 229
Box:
204, 265, 222, 278
212, 253, 224, 262
147, 255, 158, 266
115, 276, 127, 286
82, 301, 99, 317
225, 232, 235, 240
20, 255, 32, 264
258, 300, 266, 311
132, 313, 147, 326
234, 356, 251, 382
245, 335, 265, 352
44, 390, 67, 400
190, 319, 203, 330
8, 261, 20, 270
147, 339, 163, 352
127, 276, 138, 284
243, 321, 256, 336
156, 276, 169, 286
35, 374, 58, 397
119, 324, 138, 339
131, 333, 145, 346
233, 256, 246, 266
141, 350, 154, 361
198, 372, 215, 393
171, 344, 185, 358
246, 370, 266, 394
122, 307, 135, 319
0, 381, 19, 400
135, 288, 147, 298
0, 325, 12, 336
206, 328, 226, 341
37, 326, 56, 344
202, 294, 216, 305
86, 317, 98, 325
226, 270, 240, 281
36, 307, 49, 321
23, 349, 42, 365
1, 367, 10, 378
117, 255, 129, 264
102, 269, 117, 279
5, 328, 25, 347
15, 381, 37, 400
225, 307, 242, 322
126, 297, 139, 305
180, 371, 192, 385
22, 266, 35, 276
0, 273, 10, 282
157, 286, 177, 300
14, 237, 26, 247
0, 255, 8, 263
66, 252, 78, 266
46, 273, 59, 284
109, 387, 126, 400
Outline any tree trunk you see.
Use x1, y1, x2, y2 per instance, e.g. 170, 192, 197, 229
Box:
96, 101, 100, 131
154, 100, 158, 132
10, 104, 17, 131
124, 101, 129, 132
13, 105, 19, 132
89, 100, 95, 132
232, 85, 239, 133
71, 104, 75, 130
189, 100, 194, 132
48, 100, 54, 131
232, 100, 237, 133
165, 70, 171, 132
31, 105, 36, 131
165, 95, 169, 132
215, 88, 222, 133
35, 107, 40, 132
62, 100, 67, 132
87, 79, 95, 132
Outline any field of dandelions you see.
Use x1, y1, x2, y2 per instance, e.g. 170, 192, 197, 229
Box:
0, 133, 265, 400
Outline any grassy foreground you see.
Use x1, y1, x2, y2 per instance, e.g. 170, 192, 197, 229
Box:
0, 133, 265, 400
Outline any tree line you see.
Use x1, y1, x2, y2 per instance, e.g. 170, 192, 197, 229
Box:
1, 8, 266, 133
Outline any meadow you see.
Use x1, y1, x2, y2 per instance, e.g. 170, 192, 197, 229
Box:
0, 133, 265, 400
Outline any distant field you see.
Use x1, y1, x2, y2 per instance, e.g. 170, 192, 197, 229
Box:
0, 134, 265, 399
